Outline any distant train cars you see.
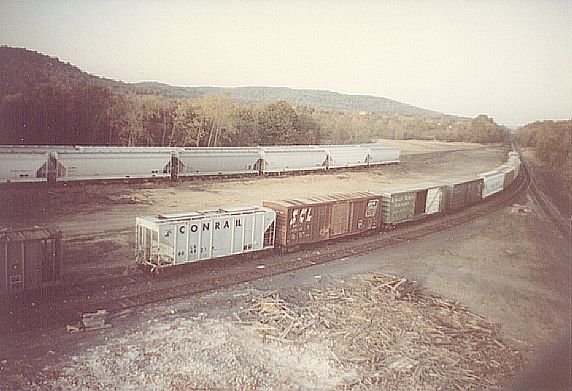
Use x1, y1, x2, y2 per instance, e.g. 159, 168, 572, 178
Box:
136, 151, 521, 269
0, 144, 401, 183
479, 170, 505, 198
0, 227, 62, 295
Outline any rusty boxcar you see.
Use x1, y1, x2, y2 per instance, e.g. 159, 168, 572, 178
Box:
441, 177, 484, 212
263, 192, 382, 249
0, 227, 62, 295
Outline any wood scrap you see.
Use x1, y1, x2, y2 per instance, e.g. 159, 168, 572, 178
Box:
81, 309, 109, 331
235, 273, 526, 390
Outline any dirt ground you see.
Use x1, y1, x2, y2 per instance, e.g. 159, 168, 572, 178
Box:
3, 140, 570, 390
1, 140, 507, 278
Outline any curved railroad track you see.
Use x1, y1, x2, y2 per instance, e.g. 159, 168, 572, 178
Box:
513, 142, 571, 239
65, 169, 530, 319
1, 157, 532, 333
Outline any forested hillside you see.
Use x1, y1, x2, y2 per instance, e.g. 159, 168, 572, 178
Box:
134, 82, 452, 118
1, 46, 507, 146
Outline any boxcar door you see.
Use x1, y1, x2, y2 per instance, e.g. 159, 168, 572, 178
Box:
331, 202, 350, 237
425, 187, 442, 215
363, 198, 380, 230
414, 190, 428, 216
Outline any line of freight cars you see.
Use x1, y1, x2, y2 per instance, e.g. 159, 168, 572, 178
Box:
135, 151, 522, 270
1, 151, 520, 295
0, 144, 400, 183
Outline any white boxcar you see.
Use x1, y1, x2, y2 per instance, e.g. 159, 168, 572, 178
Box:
0, 151, 48, 182
507, 155, 521, 177
136, 206, 276, 268
56, 150, 173, 181
178, 148, 259, 176
365, 145, 401, 165
479, 170, 505, 198
323, 145, 369, 168
259, 146, 327, 173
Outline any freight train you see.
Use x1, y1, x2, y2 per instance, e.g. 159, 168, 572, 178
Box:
0, 144, 400, 183
1, 150, 520, 294
135, 151, 521, 271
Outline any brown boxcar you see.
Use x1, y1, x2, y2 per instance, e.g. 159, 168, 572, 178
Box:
263, 192, 382, 249
0, 227, 62, 295
441, 177, 484, 212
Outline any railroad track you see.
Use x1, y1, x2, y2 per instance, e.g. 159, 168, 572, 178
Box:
514, 144, 571, 239
58, 168, 530, 322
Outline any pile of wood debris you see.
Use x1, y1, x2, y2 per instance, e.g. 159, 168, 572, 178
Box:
235, 274, 526, 390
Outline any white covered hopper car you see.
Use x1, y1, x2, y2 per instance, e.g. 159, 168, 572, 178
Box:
136, 206, 276, 269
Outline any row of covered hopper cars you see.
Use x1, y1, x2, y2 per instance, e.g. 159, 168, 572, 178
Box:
135, 151, 521, 270
0, 144, 400, 183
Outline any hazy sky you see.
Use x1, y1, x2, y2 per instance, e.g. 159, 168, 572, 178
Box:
1, 0, 571, 126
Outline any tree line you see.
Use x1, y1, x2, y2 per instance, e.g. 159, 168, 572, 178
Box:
309, 111, 508, 144
517, 120, 572, 195
0, 80, 508, 147
0, 85, 323, 146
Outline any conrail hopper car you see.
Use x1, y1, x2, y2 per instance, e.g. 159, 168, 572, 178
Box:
136, 207, 276, 270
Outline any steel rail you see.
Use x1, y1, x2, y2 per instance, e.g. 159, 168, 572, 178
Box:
514, 143, 571, 239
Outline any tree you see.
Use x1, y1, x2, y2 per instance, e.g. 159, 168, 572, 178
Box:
107, 94, 152, 146
257, 100, 302, 145
230, 104, 258, 146
195, 93, 235, 147
172, 99, 206, 147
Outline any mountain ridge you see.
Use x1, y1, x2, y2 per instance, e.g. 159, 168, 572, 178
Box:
0, 46, 459, 118
133, 81, 463, 119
